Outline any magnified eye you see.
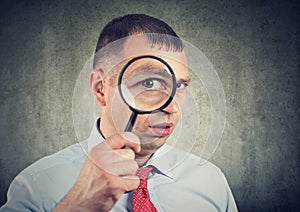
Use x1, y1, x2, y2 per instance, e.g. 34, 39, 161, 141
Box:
141, 78, 164, 89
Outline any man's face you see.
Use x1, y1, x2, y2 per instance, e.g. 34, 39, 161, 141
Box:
100, 35, 190, 158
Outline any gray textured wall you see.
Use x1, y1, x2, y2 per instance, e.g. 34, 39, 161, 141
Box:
0, 0, 299, 211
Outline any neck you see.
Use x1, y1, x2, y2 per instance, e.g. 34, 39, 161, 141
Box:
98, 115, 114, 139
135, 152, 155, 167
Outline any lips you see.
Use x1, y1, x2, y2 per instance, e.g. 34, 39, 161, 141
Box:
149, 122, 174, 137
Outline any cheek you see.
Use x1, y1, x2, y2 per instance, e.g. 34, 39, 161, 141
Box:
176, 92, 186, 108
109, 89, 132, 132
133, 114, 150, 132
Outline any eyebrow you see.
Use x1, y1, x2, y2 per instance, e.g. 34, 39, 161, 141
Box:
130, 62, 168, 74
125, 62, 173, 79
177, 77, 191, 84
124, 61, 191, 85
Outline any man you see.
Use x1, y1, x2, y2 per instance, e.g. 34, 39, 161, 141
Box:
1, 14, 238, 211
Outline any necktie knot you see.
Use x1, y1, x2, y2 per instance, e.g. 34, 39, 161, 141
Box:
132, 166, 158, 212
136, 167, 152, 189
136, 166, 153, 180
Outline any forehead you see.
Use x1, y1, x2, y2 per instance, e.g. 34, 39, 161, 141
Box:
122, 35, 187, 67
105, 35, 189, 84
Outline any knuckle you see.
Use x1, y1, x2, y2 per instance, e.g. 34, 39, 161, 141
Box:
89, 151, 109, 166
125, 160, 138, 175
131, 162, 139, 175
106, 178, 116, 188
103, 188, 121, 206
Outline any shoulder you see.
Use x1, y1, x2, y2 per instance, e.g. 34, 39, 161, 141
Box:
1, 141, 89, 211
172, 152, 237, 210
171, 151, 230, 194
158, 149, 238, 211
170, 149, 224, 179
158, 145, 226, 183
22, 140, 88, 177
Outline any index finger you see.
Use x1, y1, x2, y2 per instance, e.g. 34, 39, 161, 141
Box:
105, 132, 141, 153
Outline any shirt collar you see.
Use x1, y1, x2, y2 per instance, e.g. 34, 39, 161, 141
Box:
88, 118, 187, 180
145, 145, 175, 179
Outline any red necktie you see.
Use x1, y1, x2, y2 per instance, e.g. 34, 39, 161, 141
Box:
132, 167, 158, 212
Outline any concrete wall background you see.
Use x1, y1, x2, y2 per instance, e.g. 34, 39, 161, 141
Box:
0, 0, 299, 211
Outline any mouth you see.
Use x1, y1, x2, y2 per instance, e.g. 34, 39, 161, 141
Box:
149, 122, 174, 137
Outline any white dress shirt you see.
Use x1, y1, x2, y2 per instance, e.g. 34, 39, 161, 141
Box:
1, 119, 238, 211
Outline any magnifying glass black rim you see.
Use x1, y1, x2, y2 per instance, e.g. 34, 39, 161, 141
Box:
118, 55, 176, 114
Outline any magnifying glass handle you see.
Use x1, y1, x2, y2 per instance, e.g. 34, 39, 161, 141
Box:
124, 112, 138, 132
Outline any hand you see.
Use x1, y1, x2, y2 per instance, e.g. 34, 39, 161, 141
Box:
53, 132, 141, 212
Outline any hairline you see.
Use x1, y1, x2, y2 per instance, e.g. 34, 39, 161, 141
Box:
94, 31, 183, 66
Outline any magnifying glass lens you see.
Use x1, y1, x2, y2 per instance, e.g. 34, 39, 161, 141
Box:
120, 57, 174, 112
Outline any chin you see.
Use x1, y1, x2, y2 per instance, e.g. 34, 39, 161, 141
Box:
140, 136, 167, 150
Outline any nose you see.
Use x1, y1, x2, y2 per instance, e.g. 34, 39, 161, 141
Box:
162, 98, 179, 114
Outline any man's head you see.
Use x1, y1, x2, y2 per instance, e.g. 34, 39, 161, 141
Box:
90, 14, 190, 161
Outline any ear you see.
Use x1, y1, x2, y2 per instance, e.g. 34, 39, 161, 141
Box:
90, 69, 106, 106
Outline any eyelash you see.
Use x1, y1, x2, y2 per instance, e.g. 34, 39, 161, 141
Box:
139, 79, 188, 91
140, 78, 166, 90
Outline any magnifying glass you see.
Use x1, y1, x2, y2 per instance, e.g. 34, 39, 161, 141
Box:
118, 55, 177, 132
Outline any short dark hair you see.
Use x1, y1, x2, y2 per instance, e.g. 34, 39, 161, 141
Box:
93, 14, 183, 70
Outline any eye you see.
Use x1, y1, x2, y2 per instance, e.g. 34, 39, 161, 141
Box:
176, 82, 188, 90
141, 79, 164, 89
